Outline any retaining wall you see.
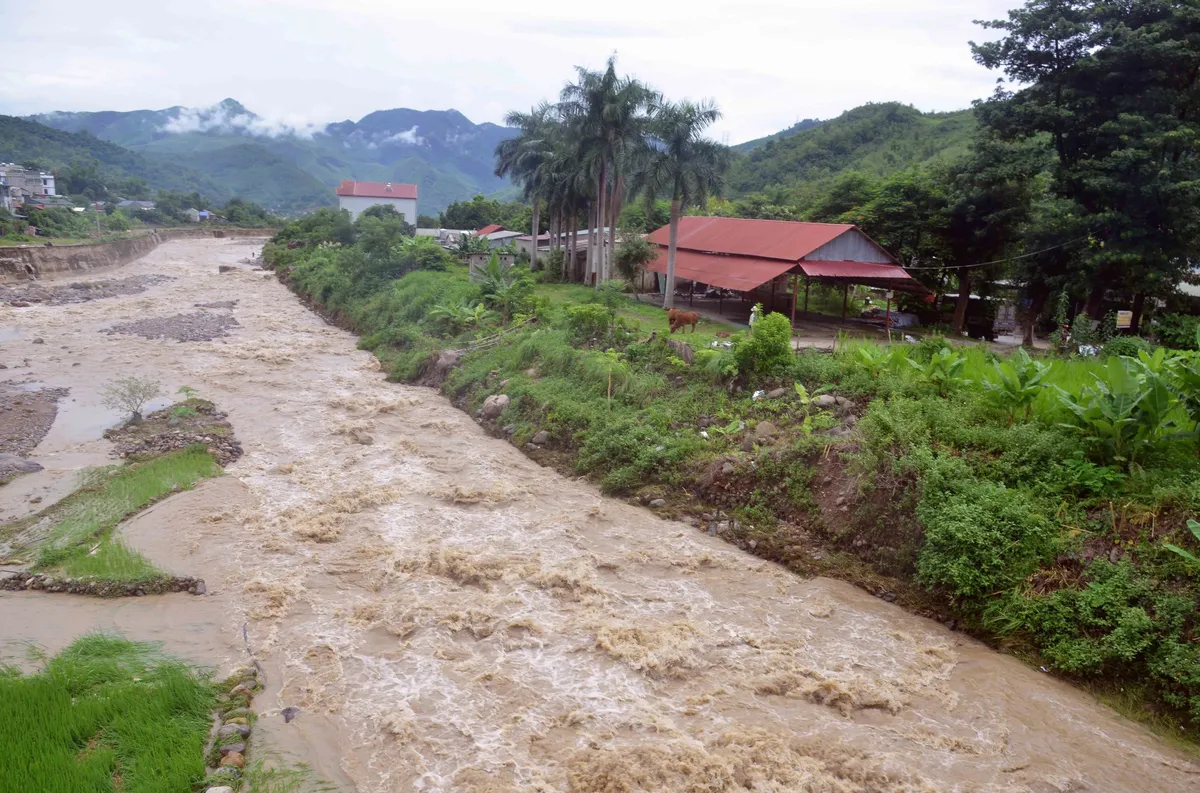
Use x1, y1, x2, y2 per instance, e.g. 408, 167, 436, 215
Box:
0, 228, 276, 283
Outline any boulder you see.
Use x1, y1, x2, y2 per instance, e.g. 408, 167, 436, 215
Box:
754, 420, 779, 440
219, 742, 246, 756
721, 462, 735, 475
219, 751, 245, 769
813, 395, 837, 408
206, 787, 236, 793
741, 435, 756, 453
32, 338, 45, 345
218, 265, 237, 273
350, 430, 374, 445
843, 415, 858, 427
530, 430, 550, 445
649, 499, 667, 508
0, 454, 43, 474
217, 723, 251, 740
482, 394, 510, 419
667, 339, 694, 365
766, 387, 788, 399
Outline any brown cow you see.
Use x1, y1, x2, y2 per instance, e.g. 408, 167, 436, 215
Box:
670, 311, 700, 334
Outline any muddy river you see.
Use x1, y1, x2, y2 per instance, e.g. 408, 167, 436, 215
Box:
1, 238, 1197, 792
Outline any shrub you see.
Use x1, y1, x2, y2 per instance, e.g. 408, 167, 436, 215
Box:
1150, 313, 1200, 351
734, 312, 793, 381
565, 304, 611, 343
916, 479, 1059, 607
101, 376, 162, 420
1102, 335, 1151, 359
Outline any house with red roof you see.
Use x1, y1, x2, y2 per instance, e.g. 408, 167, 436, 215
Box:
335, 180, 418, 223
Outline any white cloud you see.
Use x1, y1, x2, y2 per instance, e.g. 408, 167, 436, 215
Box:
160, 103, 322, 139
384, 126, 425, 146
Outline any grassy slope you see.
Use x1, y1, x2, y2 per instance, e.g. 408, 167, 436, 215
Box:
728, 102, 976, 195
0, 634, 214, 793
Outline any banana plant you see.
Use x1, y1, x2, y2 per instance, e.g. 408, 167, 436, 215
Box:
1055, 357, 1176, 467
908, 347, 970, 397
1164, 519, 1200, 570
982, 348, 1052, 426
1166, 326, 1200, 440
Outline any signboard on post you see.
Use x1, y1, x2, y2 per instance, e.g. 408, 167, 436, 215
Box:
1116, 310, 1133, 330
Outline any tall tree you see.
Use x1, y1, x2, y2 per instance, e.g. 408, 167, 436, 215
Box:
559, 57, 655, 284
633, 99, 729, 309
495, 102, 556, 267
974, 0, 1200, 328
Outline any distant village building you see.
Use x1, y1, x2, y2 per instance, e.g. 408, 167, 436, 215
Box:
335, 180, 417, 223
473, 225, 524, 250
468, 251, 515, 279
0, 163, 57, 211
185, 208, 201, 223
117, 200, 155, 211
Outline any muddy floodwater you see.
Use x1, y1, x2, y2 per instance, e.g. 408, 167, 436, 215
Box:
2, 238, 1198, 792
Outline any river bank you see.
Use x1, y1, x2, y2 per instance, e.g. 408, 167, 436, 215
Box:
2, 237, 1198, 791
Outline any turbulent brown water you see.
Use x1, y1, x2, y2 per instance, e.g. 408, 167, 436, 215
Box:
2, 239, 1198, 792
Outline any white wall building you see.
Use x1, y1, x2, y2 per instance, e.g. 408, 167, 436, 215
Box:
335, 180, 417, 223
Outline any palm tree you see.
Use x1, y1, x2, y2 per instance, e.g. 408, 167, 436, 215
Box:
558, 57, 655, 285
495, 103, 555, 268
633, 99, 729, 309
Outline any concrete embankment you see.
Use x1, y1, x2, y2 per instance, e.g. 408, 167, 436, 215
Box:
0, 228, 276, 283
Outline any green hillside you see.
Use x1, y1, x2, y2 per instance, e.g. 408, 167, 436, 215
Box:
729, 103, 977, 196
174, 143, 334, 211
733, 118, 822, 153
0, 114, 227, 200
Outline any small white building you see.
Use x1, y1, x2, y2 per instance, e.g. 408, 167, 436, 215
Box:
335, 180, 418, 223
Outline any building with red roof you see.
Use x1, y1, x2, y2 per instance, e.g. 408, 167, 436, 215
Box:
644, 216, 925, 321
335, 180, 418, 223
476, 224, 505, 236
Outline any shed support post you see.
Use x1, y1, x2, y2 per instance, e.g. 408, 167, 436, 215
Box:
803, 278, 810, 314
841, 283, 849, 324
790, 274, 798, 327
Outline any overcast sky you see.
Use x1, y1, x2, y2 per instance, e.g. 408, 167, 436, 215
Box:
1, 0, 1018, 144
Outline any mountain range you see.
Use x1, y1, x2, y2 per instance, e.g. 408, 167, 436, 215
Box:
23, 99, 519, 213
3, 98, 978, 215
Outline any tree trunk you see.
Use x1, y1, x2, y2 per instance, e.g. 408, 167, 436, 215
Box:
1084, 277, 1106, 319
664, 198, 682, 310
1022, 285, 1048, 348
952, 267, 970, 335
530, 197, 540, 269
568, 209, 578, 281
596, 163, 608, 284
1130, 292, 1146, 335
610, 172, 624, 279
585, 201, 594, 283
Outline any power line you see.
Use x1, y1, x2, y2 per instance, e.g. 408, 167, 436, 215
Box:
900, 236, 1089, 271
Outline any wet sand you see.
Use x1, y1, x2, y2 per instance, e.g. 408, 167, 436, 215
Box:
1, 239, 1197, 792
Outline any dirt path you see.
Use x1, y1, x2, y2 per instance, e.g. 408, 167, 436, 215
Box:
1, 238, 1197, 792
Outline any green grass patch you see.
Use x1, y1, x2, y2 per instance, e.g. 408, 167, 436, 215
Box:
0, 633, 215, 793
25, 448, 220, 582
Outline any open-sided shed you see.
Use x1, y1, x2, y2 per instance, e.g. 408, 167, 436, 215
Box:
644, 217, 925, 322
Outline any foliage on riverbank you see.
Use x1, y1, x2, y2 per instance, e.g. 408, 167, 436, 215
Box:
265, 217, 1200, 734
0, 634, 215, 793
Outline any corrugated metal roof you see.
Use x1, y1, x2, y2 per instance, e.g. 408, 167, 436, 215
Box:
335, 180, 418, 199
644, 249, 796, 292
476, 224, 505, 235
800, 261, 927, 293
646, 217, 855, 262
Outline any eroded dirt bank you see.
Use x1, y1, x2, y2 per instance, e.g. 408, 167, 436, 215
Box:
1, 238, 1197, 792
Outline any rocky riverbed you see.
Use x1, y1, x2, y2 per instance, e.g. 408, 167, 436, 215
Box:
1, 274, 174, 307
1, 237, 1197, 793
